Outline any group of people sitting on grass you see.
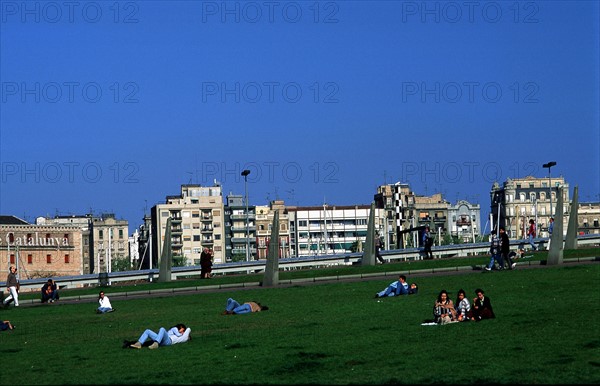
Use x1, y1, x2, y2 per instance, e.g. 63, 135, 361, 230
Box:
430, 288, 495, 324
374, 275, 495, 325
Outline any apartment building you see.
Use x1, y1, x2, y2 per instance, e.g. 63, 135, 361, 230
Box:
151, 184, 225, 267
224, 193, 256, 262
287, 204, 384, 256
577, 201, 600, 235
491, 176, 570, 239
447, 200, 481, 242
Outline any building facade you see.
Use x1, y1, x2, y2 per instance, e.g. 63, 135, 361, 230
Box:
36, 213, 129, 274
287, 204, 385, 256
0, 218, 84, 285
224, 194, 256, 261
152, 184, 225, 267
254, 200, 291, 259
491, 176, 570, 239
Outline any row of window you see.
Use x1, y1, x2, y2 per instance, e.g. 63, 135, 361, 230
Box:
9, 254, 71, 264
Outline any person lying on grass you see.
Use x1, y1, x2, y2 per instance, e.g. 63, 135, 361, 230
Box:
221, 298, 269, 315
129, 323, 191, 349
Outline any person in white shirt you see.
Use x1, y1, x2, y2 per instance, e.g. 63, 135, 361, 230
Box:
130, 324, 191, 349
455, 289, 471, 322
96, 291, 113, 313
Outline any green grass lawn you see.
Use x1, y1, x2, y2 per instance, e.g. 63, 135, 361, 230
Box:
1, 250, 599, 384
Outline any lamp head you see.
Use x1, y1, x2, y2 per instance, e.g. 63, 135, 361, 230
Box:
542, 161, 557, 169
241, 169, 251, 177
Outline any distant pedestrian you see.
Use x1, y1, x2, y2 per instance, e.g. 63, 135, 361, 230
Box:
485, 231, 504, 271
375, 232, 385, 264
2, 266, 20, 308
499, 227, 516, 270
548, 217, 554, 236
527, 219, 537, 251
200, 247, 213, 279
41, 279, 60, 303
422, 226, 434, 259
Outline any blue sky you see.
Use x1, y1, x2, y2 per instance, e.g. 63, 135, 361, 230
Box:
1, 0, 599, 231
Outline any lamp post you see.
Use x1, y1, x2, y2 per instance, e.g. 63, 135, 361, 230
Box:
543, 161, 557, 218
241, 169, 251, 261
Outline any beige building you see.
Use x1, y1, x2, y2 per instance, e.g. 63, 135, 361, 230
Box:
36, 213, 129, 274
0, 219, 83, 286
491, 176, 570, 239
152, 184, 225, 267
255, 200, 291, 259
578, 202, 600, 235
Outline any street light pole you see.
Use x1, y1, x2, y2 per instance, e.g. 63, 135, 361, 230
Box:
543, 161, 557, 218
241, 169, 251, 261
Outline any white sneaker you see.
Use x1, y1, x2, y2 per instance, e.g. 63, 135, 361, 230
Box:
485, 267, 491, 271
511, 263, 517, 269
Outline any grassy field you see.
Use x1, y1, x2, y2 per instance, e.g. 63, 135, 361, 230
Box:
0, 252, 599, 385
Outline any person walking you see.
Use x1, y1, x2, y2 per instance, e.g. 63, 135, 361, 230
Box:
3, 266, 20, 308
527, 219, 538, 251
422, 226, 434, 259
499, 227, 516, 269
375, 232, 385, 264
485, 231, 504, 271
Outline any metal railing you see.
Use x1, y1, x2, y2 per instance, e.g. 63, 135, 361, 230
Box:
6, 234, 599, 293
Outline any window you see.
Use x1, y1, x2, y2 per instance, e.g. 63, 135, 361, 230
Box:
519, 193, 526, 202
46, 233, 51, 241
192, 211, 200, 218
27, 254, 33, 264
215, 234, 221, 240
64, 254, 70, 263
27, 233, 32, 243
10, 254, 15, 264
119, 229, 124, 239
299, 220, 307, 227
63, 234, 69, 243
46, 254, 52, 264
193, 235, 201, 242
8, 233, 14, 243
213, 210, 221, 216
99, 230, 104, 240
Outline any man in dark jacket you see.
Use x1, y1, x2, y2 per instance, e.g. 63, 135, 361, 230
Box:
499, 227, 516, 269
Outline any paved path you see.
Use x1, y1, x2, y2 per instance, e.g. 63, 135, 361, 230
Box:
9, 256, 598, 308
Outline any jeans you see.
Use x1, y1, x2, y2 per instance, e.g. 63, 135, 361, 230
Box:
138, 328, 172, 346
4, 286, 19, 306
97, 307, 112, 313
487, 253, 504, 269
528, 234, 537, 250
226, 298, 252, 314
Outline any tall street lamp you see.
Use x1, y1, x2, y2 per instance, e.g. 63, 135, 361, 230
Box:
241, 169, 251, 261
543, 161, 557, 218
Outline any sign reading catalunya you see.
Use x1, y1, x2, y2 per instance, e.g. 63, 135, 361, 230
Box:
2, 233, 70, 248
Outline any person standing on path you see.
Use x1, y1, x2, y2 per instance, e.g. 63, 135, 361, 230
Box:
2, 266, 20, 308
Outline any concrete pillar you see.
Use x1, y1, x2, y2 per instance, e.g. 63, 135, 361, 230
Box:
547, 187, 564, 265
565, 185, 579, 250
158, 217, 173, 282
262, 211, 280, 287
362, 202, 376, 266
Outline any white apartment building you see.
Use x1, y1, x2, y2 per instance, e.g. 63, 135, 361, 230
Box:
287, 205, 385, 256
